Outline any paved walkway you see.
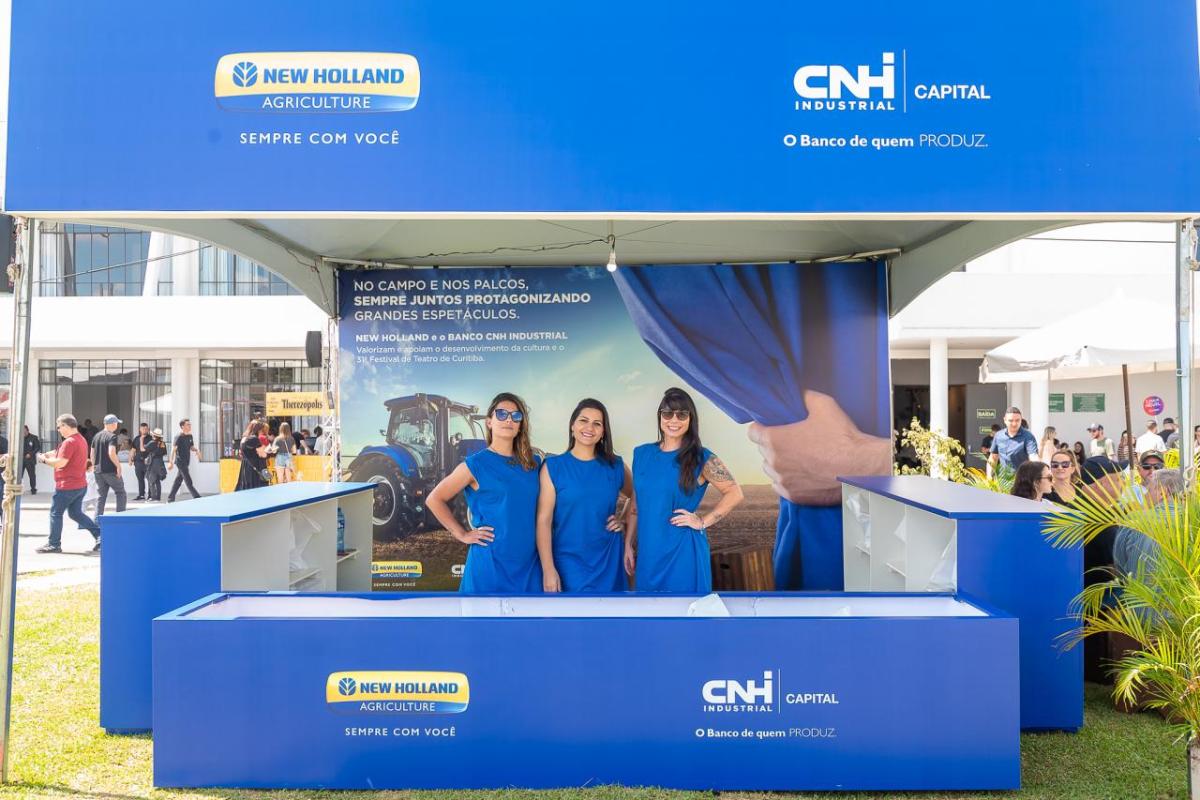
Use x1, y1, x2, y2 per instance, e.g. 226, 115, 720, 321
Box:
7, 491, 206, 589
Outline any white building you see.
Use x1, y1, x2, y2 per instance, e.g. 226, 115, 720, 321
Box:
0, 220, 330, 494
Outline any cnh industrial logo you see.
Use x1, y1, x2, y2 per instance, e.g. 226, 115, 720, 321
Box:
702, 671, 775, 712
326, 671, 469, 714
793, 53, 896, 111
702, 671, 841, 712
214, 52, 421, 113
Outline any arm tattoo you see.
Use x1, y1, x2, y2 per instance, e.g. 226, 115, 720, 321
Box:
703, 455, 735, 484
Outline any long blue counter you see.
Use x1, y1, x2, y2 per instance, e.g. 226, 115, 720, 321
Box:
153, 591, 1020, 791
100, 482, 374, 733
840, 475, 1083, 730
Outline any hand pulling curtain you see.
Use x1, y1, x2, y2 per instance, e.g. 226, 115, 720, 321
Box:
613, 261, 891, 589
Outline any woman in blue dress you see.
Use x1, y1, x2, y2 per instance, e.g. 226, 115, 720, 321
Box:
427, 392, 542, 593
536, 399, 633, 593
625, 387, 744, 593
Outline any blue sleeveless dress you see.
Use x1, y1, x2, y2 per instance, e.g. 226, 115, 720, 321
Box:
632, 443, 713, 593
545, 452, 627, 592
459, 448, 542, 593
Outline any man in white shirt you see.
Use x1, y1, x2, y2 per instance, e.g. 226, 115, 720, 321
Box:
1136, 420, 1166, 457
1086, 423, 1116, 459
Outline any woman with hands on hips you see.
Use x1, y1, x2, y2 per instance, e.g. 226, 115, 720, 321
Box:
427, 392, 543, 593
626, 387, 744, 592
536, 399, 633, 593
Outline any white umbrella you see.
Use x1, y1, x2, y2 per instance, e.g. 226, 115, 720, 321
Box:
981, 295, 1185, 451
139, 393, 216, 415
980, 296, 1177, 383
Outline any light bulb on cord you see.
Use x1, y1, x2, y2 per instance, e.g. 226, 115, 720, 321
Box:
605, 232, 618, 272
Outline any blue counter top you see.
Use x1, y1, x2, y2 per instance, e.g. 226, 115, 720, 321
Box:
838, 475, 1049, 520
105, 482, 373, 523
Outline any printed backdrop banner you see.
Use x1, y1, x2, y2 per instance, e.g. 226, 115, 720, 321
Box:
337, 264, 889, 591
7, 1, 1200, 213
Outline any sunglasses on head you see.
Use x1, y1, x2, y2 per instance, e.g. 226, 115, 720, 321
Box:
492, 408, 523, 422
659, 409, 691, 421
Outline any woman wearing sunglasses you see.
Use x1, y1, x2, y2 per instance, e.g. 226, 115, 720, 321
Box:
427, 392, 542, 593
535, 398, 633, 593
1044, 450, 1080, 506
625, 387, 744, 592
1011, 460, 1053, 502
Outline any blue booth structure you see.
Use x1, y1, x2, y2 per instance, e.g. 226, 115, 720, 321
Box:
153, 592, 1020, 791
840, 476, 1083, 730
99, 482, 374, 733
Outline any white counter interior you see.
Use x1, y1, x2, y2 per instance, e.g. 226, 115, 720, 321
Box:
180, 593, 989, 620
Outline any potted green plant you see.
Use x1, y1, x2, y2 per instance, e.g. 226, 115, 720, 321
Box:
1043, 484, 1200, 797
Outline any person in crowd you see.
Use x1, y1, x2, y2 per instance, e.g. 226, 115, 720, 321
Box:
1077, 454, 1127, 683
144, 428, 168, 501
35, 414, 101, 554
1116, 430, 1134, 465
92, 413, 126, 516
987, 407, 1038, 477
1039, 426, 1059, 463
427, 393, 542, 593
1161, 417, 1179, 447
257, 422, 271, 449
536, 399, 633, 593
291, 425, 305, 454
625, 387, 744, 593
1072, 440, 1087, 468
1114, 468, 1185, 578
236, 420, 271, 491
79, 419, 94, 446
313, 425, 331, 456
1011, 461, 1052, 501
132, 422, 152, 500
980, 423, 1001, 459
167, 418, 202, 502
1136, 420, 1166, 458
116, 427, 131, 462
20, 425, 39, 495
304, 427, 318, 453
294, 428, 311, 455
1044, 450, 1080, 506
1130, 449, 1166, 503
272, 422, 297, 484
1087, 423, 1116, 460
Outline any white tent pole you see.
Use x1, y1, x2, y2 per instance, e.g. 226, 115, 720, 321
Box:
0, 217, 35, 781
1177, 219, 1197, 480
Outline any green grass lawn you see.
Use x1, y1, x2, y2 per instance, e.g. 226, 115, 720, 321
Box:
0, 583, 1187, 799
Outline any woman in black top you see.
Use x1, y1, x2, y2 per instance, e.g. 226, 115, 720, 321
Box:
1044, 450, 1080, 506
236, 420, 271, 491
145, 429, 167, 501
1011, 461, 1052, 502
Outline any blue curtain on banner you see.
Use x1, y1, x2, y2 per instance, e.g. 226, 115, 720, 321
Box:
613, 262, 890, 590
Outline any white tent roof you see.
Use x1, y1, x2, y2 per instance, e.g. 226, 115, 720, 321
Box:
980, 296, 1180, 382
59, 216, 1084, 317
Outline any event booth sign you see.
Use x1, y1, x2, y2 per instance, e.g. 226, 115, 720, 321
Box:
7, 0, 1200, 793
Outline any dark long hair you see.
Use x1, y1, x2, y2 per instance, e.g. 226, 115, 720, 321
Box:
658, 387, 703, 493
486, 392, 536, 470
1011, 461, 1048, 500
567, 398, 615, 464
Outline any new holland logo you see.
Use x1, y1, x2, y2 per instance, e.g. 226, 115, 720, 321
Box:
326, 671, 469, 715
215, 52, 420, 113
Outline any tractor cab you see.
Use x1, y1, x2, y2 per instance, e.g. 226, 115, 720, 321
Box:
349, 393, 486, 540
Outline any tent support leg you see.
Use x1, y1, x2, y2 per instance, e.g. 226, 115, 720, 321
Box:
0, 218, 35, 781
1122, 365, 1132, 462
1177, 220, 1196, 481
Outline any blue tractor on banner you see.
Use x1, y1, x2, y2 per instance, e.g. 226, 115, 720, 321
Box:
347, 394, 486, 540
